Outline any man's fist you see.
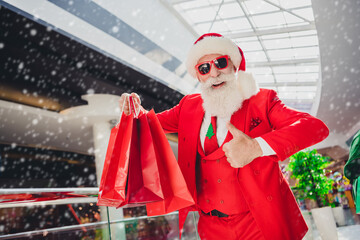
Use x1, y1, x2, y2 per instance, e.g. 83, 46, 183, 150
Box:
119, 92, 144, 116
222, 122, 263, 168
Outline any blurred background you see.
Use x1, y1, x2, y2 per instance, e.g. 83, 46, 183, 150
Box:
0, 0, 359, 239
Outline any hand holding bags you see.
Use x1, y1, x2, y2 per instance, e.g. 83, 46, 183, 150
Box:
97, 96, 194, 213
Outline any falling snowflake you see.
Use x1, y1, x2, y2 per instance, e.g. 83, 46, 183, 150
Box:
86, 88, 95, 94
76, 61, 83, 68
87, 147, 94, 154
30, 29, 37, 36
18, 62, 24, 70
112, 26, 119, 33
88, 174, 95, 181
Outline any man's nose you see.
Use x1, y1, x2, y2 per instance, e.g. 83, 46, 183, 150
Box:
209, 63, 220, 77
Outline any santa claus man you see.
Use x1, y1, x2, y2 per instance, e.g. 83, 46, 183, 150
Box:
120, 33, 329, 240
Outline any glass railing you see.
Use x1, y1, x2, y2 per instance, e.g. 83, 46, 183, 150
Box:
0, 188, 199, 240
0, 211, 199, 240
1, 188, 360, 239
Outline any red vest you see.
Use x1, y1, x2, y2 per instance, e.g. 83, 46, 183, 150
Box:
196, 140, 249, 214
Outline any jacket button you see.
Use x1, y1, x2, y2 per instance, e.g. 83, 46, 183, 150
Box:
206, 199, 210, 203
187, 162, 190, 167
220, 200, 224, 204
267, 195, 273, 201
216, 159, 220, 163
217, 179, 222, 183
203, 159, 206, 163
254, 170, 260, 175
204, 179, 208, 183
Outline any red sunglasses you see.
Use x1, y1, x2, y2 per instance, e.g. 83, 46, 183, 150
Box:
195, 55, 229, 75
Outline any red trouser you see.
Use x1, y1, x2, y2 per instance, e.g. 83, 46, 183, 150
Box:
197, 211, 266, 240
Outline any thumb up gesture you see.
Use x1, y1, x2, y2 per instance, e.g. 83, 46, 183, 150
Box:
222, 122, 263, 168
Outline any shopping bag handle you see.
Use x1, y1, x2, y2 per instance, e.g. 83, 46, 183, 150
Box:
118, 94, 140, 125
129, 96, 140, 118
117, 94, 128, 124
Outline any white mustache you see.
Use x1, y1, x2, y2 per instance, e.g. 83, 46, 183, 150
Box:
203, 76, 229, 88
200, 73, 244, 118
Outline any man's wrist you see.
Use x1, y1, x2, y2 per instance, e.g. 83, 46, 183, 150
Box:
255, 137, 276, 156
252, 138, 263, 158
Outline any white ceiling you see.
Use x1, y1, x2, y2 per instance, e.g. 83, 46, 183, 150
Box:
165, 0, 321, 113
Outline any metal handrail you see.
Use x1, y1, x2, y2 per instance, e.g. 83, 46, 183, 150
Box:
0, 188, 99, 208
0, 187, 99, 194
0, 197, 98, 208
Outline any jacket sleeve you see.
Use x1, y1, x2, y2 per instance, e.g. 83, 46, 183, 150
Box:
155, 95, 188, 134
260, 90, 329, 161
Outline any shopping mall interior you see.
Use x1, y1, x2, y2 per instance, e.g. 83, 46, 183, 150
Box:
0, 0, 359, 239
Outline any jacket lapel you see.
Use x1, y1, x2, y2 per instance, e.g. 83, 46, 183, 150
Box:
189, 100, 205, 147
182, 97, 204, 198
228, 99, 249, 139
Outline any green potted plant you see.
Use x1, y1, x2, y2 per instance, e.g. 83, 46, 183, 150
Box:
287, 149, 338, 240
287, 149, 333, 208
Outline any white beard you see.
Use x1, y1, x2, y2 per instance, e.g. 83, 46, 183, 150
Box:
200, 73, 244, 118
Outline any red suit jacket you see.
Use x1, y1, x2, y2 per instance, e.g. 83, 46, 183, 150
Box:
156, 88, 329, 240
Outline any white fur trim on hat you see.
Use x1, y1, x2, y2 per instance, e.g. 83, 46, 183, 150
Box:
236, 71, 259, 100
186, 36, 241, 78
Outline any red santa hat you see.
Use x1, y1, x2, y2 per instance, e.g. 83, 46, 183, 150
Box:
186, 33, 246, 78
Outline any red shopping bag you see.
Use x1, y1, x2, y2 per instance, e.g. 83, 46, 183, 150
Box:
98, 96, 164, 207
119, 113, 164, 207
97, 111, 133, 207
145, 110, 195, 215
